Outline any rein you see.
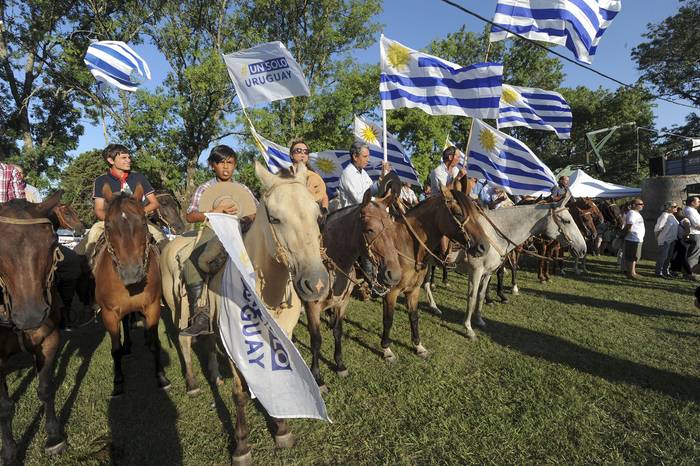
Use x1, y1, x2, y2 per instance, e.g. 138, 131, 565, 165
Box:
260, 180, 308, 274
103, 219, 152, 275
0, 215, 53, 225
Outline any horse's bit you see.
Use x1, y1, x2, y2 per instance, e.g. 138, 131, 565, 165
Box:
103, 220, 152, 276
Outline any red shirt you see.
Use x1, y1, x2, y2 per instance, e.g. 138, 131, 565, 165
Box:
0, 162, 26, 203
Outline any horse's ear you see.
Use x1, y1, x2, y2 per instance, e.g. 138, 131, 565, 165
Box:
34, 189, 63, 217
132, 183, 144, 201
255, 161, 275, 190
293, 161, 307, 182
362, 189, 372, 206
441, 185, 453, 201
102, 183, 113, 203
376, 190, 395, 209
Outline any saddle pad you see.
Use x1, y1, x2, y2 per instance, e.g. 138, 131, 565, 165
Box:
198, 182, 257, 218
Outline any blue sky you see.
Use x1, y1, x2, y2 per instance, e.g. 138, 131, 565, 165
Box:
75, 0, 694, 161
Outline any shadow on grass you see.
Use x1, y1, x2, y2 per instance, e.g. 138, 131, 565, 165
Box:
481, 318, 700, 403
526, 289, 697, 319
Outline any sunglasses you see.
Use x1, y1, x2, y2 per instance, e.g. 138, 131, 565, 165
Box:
292, 147, 310, 155
635, 203, 644, 206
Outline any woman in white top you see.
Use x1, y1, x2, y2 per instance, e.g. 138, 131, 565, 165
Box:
621, 198, 645, 279
654, 201, 679, 278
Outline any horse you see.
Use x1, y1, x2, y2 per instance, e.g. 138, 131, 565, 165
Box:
160, 162, 329, 464
454, 192, 587, 339
150, 189, 186, 235
569, 197, 604, 274
0, 191, 67, 464
304, 190, 402, 387
375, 188, 489, 363
484, 246, 523, 305
597, 199, 624, 255
93, 184, 170, 397
50, 203, 86, 236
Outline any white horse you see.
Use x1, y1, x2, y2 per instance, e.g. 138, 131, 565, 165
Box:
160, 162, 329, 465
424, 193, 587, 339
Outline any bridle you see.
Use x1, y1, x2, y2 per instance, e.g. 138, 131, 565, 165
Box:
149, 192, 181, 233
0, 215, 63, 329
549, 205, 578, 245
103, 212, 152, 278
443, 194, 477, 251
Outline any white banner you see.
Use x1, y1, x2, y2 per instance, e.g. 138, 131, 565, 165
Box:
222, 41, 310, 108
206, 213, 330, 421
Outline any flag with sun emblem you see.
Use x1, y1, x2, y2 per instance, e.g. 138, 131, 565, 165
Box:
353, 115, 420, 186
498, 84, 572, 139
379, 35, 502, 118
466, 119, 556, 196
250, 126, 293, 174
308, 150, 352, 197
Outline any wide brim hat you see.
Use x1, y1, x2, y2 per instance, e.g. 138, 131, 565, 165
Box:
198, 181, 257, 218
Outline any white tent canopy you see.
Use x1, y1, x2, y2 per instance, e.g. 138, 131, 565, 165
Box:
568, 169, 640, 199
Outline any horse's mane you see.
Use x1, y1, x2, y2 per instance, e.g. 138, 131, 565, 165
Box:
276, 167, 296, 179
0, 199, 37, 218
106, 192, 142, 216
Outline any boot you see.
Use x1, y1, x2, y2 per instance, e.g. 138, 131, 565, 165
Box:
180, 282, 213, 337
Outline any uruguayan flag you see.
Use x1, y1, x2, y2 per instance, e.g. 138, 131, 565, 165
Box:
489, 0, 622, 64
84, 41, 151, 92
223, 41, 310, 108
354, 115, 420, 186
206, 213, 330, 421
250, 127, 293, 174
380, 35, 502, 119
466, 119, 556, 196
498, 84, 572, 139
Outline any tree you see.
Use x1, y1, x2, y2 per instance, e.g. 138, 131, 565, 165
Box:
59, 149, 105, 224
632, 0, 700, 107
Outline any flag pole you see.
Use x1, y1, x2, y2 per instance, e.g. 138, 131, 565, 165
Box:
382, 107, 388, 163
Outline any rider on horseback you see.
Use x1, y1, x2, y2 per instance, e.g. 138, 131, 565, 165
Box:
180, 145, 257, 337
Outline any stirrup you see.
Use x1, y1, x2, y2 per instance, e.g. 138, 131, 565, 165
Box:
371, 282, 389, 297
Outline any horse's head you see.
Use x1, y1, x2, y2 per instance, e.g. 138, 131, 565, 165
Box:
359, 190, 402, 287
102, 184, 150, 286
437, 188, 489, 257
0, 190, 62, 330
153, 191, 186, 234
255, 162, 329, 301
569, 198, 603, 240
541, 192, 587, 257
52, 203, 86, 236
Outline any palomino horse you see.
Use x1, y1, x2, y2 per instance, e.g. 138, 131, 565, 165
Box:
377, 189, 489, 363
150, 189, 186, 234
94, 184, 170, 397
305, 190, 402, 387
0, 191, 67, 464
454, 193, 587, 339
161, 162, 329, 464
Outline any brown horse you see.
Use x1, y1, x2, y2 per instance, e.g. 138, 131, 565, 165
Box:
304, 190, 402, 387
149, 190, 186, 234
0, 191, 67, 464
569, 197, 604, 273
50, 203, 86, 236
94, 184, 170, 397
379, 188, 489, 362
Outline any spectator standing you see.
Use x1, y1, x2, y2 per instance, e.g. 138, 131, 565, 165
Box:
654, 201, 679, 278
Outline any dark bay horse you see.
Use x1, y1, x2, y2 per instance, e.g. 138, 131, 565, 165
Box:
94, 184, 170, 397
0, 191, 67, 464
378, 188, 489, 362
570, 197, 604, 273
149, 190, 186, 234
51, 203, 86, 236
304, 190, 402, 388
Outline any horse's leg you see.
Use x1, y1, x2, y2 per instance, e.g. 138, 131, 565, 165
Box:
143, 301, 171, 390
381, 288, 400, 363
484, 268, 495, 305
496, 266, 508, 303
103, 310, 126, 397
511, 253, 519, 295
121, 317, 132, 357
464, 269, 482, 340
304, 302, 326, 391
406, 287, 428, 357
271, 417, 294, 449
206, 335, 223, 387
473, 275, 490, 329
0, 366, 18, 466
179, 335, 199, 395
332, 305, 349, 377
34, 329, 67, 454
422, 270, 442, 316
441, 264, 449, 286
230, 361, 252, 465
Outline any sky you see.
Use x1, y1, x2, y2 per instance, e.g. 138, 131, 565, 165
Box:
74, 0, 695, 162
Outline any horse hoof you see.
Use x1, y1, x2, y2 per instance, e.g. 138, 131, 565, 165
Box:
186, 386, 201, 396
429, 306, 442, 316
158, 375, 172, 390
45, 438, 67, 455
274, 432, 295, 449
415, 344, 428, 358
511, 285, 519, 295
473, 317, 486, 328
485, 300, 494, 306
383, 348, 397, 364
215, 376, 224, 386
110, 384, 125, 398
500, 298, 509, 304
466, 331, 477, 341
318, 384, 329, 395
232, 451, 253, 466
336, 369, 349, 378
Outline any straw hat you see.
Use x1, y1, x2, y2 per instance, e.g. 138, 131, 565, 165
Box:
198, 181, 257, 218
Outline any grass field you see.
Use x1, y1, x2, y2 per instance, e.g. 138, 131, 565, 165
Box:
6, 255, 700, 465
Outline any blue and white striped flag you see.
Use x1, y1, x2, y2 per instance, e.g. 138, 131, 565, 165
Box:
250, 127, 293, 174
489, 0, 622, 64
380, 35, 503, 119
84, 41, 151, 92
354, 115, 421, 186
466, 119, 556, 196
498, 84, 572, 139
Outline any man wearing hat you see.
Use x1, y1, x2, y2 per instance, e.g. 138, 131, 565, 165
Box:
180, 145, 257, 337
654, 201, 679, 278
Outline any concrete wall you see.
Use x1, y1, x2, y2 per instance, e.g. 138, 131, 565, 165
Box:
640, 175, 700, 260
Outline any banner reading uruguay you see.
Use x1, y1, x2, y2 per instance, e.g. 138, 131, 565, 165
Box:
380, 35, 502, 119
206, 213, 330, 421
223, 41, 310, 108
498, 84, 572, 139
354, 115, 421, 186
466, 119, 556, 196
489, 0, 622, 64
84, 40, 151, 92
250, 126, 293, 174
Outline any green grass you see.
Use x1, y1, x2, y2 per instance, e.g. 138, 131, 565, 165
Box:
7, 255, 700, 465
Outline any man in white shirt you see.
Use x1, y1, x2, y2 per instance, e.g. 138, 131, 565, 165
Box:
654, 201, 679, 278
550, 175, 569, 201
399, 182, 418, 207
429, 146, 467, 195
621, 198, 645, 279
683, 196, 700, 276
337, 142, 390, 209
